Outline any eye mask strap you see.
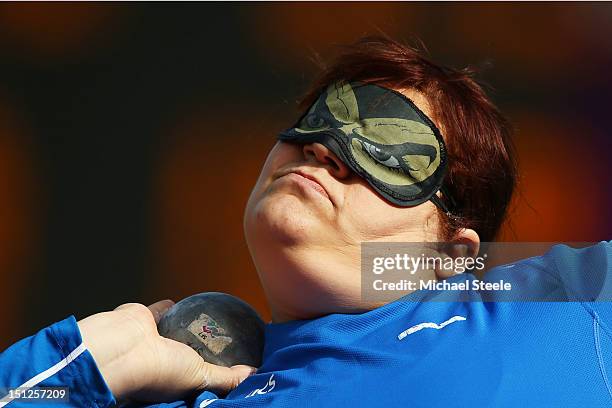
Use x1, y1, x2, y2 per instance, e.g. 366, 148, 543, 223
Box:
430, 186, 457, 217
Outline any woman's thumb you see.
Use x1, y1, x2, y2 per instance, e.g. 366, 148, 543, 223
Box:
156, 337, 256, 399
196, 362, 257, 395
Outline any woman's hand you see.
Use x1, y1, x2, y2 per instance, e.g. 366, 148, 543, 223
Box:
77, 300, 256, 402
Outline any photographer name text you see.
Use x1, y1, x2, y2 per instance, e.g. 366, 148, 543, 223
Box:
372, 279, 511, 292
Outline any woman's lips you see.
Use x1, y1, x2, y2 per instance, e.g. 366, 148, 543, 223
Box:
284, 171, 331, 201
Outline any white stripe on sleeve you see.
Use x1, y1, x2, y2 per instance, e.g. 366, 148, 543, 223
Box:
0, 342, 87, 407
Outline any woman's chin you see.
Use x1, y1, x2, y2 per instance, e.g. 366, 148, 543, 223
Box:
248, 193, 328, 247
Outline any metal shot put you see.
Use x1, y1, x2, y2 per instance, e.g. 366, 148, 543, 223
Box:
157, 293, 265, 367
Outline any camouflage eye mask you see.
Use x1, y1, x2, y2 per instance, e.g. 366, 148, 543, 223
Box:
278, 81, 453, 212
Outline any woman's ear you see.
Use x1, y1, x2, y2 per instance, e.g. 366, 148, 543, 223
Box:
449, 228, 480, 258
436, 228, 480, 279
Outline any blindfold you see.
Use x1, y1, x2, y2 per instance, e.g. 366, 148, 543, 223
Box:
278, 81, 454, 213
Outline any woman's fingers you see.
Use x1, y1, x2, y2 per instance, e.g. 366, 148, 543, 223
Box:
147, 299, 175, 324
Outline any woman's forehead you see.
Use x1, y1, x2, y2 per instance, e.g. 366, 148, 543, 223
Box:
396, 88, 433, 119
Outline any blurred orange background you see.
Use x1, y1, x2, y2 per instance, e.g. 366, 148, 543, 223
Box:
0, 3, 610, 349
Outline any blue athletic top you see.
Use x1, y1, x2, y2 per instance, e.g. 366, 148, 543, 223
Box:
1, 242, 611, 408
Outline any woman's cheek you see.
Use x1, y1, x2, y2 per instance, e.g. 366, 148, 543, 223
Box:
340, 190, 389, 238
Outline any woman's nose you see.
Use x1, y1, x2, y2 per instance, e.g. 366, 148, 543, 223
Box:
302, 142, 351, 179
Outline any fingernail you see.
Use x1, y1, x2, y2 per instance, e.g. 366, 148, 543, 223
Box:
232, 365, 258, 381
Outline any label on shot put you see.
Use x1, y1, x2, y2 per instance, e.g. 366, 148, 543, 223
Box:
187, 313, 233, 355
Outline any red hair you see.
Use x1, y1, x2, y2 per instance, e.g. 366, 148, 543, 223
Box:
299, 36, 517, 242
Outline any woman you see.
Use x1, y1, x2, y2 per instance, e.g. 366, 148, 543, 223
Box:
2, 36, 610, 408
